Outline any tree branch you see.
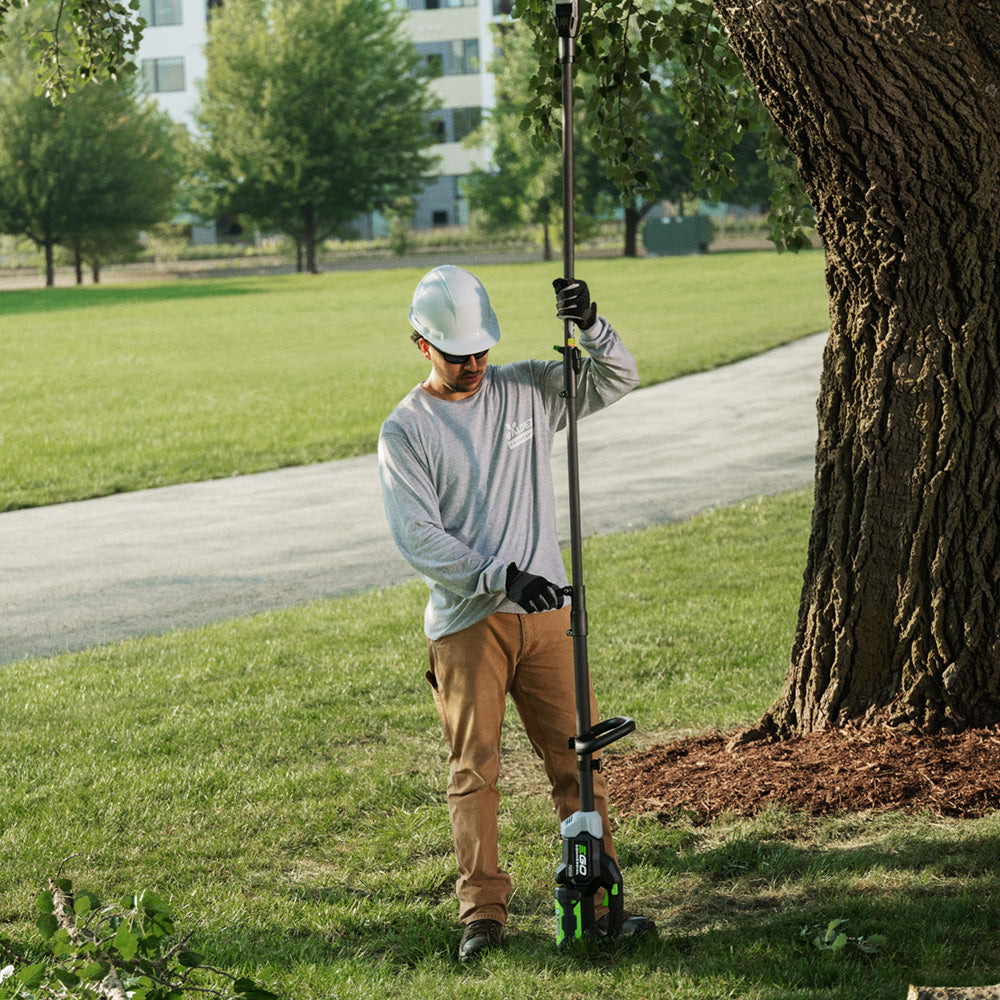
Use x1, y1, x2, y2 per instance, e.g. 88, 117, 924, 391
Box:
48, 878, 131, 1000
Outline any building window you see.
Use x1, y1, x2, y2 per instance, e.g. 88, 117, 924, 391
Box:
139, 0, 182, 26
452, 107, 482, 141
417, 39, 480, 77
403, 0, 476, 8
424, 52, 444, 78
453, 38, 480, 75
426, 107, 482, 144
143, 57, 185, 93
429, 113, 447, 142
432, 210, 449, 227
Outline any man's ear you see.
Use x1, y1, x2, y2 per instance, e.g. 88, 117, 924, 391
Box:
418, 338, 433, 361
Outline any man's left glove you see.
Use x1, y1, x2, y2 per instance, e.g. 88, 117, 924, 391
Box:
554, 277, 597, 329
505, 562, 563, 613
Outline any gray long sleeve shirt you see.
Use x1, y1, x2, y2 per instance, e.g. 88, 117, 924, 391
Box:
377, 316, 639, 639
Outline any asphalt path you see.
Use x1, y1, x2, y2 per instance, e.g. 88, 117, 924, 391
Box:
1, 331, 826, 664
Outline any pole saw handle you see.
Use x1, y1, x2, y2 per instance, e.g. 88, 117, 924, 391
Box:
570, 715, 636, 756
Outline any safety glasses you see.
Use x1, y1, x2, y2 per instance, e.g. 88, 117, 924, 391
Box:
436, 347, 490, 366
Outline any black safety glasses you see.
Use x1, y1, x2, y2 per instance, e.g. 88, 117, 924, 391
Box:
436, 347, 490, 366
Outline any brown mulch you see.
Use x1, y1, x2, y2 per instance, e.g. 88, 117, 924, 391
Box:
605, 725, 1000, 823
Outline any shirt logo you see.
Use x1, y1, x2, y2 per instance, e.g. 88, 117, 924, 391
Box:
506, 418, 534, 450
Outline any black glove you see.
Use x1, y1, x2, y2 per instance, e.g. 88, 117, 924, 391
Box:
553, 277, 597, 329
505, 562, 563, 613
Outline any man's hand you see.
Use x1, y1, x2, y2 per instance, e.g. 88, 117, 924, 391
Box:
553, 277, 597, 329
505, 563, 563, 613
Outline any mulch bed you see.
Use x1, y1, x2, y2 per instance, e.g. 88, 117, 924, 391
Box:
605, 725, 1000, 822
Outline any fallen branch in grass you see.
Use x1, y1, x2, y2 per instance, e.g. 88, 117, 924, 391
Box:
0, 862, 276, 1000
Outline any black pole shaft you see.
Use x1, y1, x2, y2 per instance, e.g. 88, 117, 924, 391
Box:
559, 32, 595, 815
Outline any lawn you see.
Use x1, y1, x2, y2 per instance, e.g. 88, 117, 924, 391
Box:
6, 251, 995, 999
3, 491, 1000, 1000
0, 251, 829, 510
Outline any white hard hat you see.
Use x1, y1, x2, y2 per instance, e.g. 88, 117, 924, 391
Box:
409, 265, 501, 355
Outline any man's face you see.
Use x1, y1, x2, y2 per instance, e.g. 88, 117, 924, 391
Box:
420, 341, 490, 400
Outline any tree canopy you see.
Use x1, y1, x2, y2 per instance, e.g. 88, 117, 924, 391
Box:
517, 0, 810, 250
463, 21, 604, 259
472, 8, 783, 258
194, 0, 441, 273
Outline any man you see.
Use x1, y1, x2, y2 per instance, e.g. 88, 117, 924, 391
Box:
377, 265, 650, 960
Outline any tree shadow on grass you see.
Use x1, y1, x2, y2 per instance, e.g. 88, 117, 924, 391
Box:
188, 824, 1000, 996
0, 281, 267, 316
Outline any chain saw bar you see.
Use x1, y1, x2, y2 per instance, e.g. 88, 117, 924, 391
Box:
569, 715, 636, 757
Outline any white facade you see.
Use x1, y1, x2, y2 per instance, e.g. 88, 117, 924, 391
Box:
135, 0, 500, 231
136, 0, 210, 131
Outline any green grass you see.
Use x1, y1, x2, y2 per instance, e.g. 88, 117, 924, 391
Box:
0, 251, 828, 510
4, 490, 1000, 999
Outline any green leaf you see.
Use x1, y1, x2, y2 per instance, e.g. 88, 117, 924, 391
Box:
138, 891, 171, 916
36, 912, 58, 938
17, 964, 47, 989
53, 968, 81, 989
824, 918, 848, 944
858, 933, 887, 953
74, 890, 100, 917
176, 950, 204, 968
114, 922, 140, 962
36, 890, 55, 915
81, 961, 111, 982
237, 987, 279, 1000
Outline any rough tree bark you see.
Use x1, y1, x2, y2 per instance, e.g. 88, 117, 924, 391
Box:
713, 1, 1000, 736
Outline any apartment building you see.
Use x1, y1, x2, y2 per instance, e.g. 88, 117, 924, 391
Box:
136, 0, 501, 233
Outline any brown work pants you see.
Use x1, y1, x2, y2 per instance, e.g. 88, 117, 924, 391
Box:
426, 606, 617, 925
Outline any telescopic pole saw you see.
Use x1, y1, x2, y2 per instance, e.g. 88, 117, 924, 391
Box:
552, 0, 636, 949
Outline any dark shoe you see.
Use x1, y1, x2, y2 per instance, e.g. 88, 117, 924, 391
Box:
595, 912, 657, 940
458, 918, 505, 962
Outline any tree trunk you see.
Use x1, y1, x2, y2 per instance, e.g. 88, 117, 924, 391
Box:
714, 1, 1000, 736
624, 205, 639, 258
303, 205, 319, 273
44, 238, 55, 287
305, 232, 317, 274
74, 246, 83, 285
92, 258, 102, 284
624, 201, 655, 258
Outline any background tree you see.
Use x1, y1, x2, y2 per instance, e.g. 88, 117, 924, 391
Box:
518, 0, 809, 250
0, 12, 180, 286
464, 21, 610, 260
615, 88, 694, 257
472, 11, 777, 259
517, 0, 1000, 739
194, 0, 440, 274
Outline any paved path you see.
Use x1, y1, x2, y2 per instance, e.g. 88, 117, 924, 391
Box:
0, 332, 826, 664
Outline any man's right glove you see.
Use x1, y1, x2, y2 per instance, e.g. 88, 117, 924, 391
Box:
505, 562, 563, 613
554, 277, 598, 329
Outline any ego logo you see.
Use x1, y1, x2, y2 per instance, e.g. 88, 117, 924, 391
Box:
575, 844, 588, 877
